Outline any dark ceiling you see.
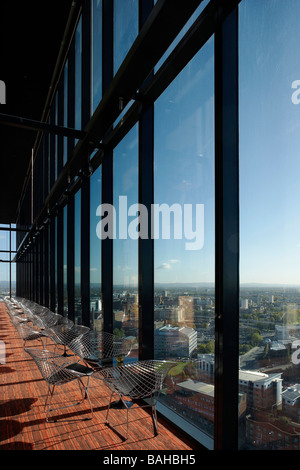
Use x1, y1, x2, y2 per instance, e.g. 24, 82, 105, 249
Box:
0, 0, 73, 224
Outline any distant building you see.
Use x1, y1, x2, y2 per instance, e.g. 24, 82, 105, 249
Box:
282, 385, 300, 423
154, 325, 197, 359
275, 324, 300, 342
174, 379, 214, 424
239, 370, 282, 410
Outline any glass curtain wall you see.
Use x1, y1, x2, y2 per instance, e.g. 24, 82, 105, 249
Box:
75, 16, 82, 134
63, 205, 68, 315
239, 0, 300, 450
154, 35, 215, 439
113, 0, 138, 75
63, 60, 68, 165
90, 165, 102, 330
0, 227, 16, 297
91, 0, 102, 114
74, 190, 81, 324
113, 125, 139, 345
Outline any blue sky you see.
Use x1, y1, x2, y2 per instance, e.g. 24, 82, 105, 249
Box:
5, 0, 300, 289
239, 0, 300, 285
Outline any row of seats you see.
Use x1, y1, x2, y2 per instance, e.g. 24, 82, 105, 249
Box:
3, 296, 176, 439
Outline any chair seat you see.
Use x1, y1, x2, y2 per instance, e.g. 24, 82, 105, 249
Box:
65, 362, 94, 376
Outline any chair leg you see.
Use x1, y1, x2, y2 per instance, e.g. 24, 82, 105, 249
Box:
44, 379, 94, 422
105, 391, 129, 440
45, 384, 55, 422
150, 395, 158, 436
77, 376, 95, 419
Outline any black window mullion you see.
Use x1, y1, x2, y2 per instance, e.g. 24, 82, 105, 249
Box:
214, 5, 239, 451
81, 0, 91, 327
138, 0, 154, 362
67, 196, 75, 322
49, 218, 56, 312
57, 209, 64, 315
101, 0, 113, 334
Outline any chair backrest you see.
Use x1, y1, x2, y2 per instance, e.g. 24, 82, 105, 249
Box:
44, 323, 88, 347
98, 360, 176, 399
68, 330, 132, 365
14, 322, 42, 340
33, 311, 61, 329
25, 348, 74, 385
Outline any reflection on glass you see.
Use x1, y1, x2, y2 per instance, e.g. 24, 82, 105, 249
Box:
90, 165, 102, 330
113, 0, 138, 75
113, 124, 139, 350
75, 190, 81, 324
91, 0, 102, 114
154, 36, 215, 438
239, 0, 300, 450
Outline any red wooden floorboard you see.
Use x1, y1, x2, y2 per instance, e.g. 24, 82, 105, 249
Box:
0, 302, 197, 451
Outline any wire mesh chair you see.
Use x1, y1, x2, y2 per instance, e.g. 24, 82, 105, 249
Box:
32, 310, 65, 330
5, 301, 28, 321
43, 324, 88, 357
14, 321, 46, 350
95, 360, 176, 440
25, 348, 95, 422
67, 330, 132, 370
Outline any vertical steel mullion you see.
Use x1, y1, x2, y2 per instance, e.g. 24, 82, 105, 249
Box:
68, 40, 75, 158
44, 225, 49, 308
40, 230, 44, 306
57, 209, 64, 315
50, 218, 56, 312
67, 196, 75, 322
138, 0, 154, 361
66, 36, 75, 321
214, 6, 239, 451
9, 223, 11, 298
35, 238, 39, 304
138, 102, 154, 360
49, 108, 56, 190
102, 0, 113, 334
81, 0, 91, 327
57, 81, 64, 175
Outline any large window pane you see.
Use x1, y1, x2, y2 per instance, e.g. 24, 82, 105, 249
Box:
113, 125, 139, 349
63, 205, 68, 316
0, 228, 16, 297
113, 0, 138, 75
90, 165, 102, 330
75, 190, 81, 324
63, 60, 68, 165
91, 0, 102, 114
154, 36, 215, 441
75, 16, 82, 132
239, 0, 300, 450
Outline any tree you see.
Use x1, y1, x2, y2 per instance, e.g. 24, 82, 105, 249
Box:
251, 331, 263, 346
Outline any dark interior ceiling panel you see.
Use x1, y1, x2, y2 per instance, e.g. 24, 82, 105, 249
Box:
0, 0, 73, 224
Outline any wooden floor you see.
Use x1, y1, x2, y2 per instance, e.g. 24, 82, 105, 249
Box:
0, 302, 199, 452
